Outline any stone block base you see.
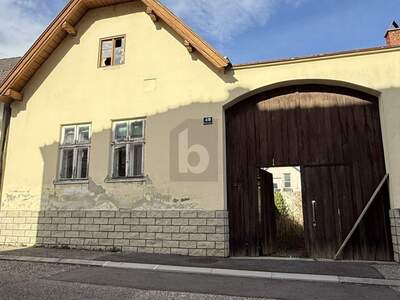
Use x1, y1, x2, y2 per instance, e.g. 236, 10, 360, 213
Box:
0, 210, 229, 257
390, 209, 400, 262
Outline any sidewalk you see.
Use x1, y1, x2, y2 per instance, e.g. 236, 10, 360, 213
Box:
0, 246, 399, 287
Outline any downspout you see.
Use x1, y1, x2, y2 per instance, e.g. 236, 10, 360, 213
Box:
0, 103, 12, 207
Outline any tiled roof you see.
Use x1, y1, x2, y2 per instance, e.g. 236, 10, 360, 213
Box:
0, 57, 20, 84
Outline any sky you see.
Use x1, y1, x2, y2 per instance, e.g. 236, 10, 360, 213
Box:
0, 0, 398, 64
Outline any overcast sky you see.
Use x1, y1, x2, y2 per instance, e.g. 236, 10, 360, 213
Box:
0, 0, 398, 63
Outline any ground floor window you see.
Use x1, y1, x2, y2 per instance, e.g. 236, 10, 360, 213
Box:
58, 124, 91, 181
111, 119, 145, 178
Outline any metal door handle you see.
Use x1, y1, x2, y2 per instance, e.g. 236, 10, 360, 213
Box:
312, 200, 317, 228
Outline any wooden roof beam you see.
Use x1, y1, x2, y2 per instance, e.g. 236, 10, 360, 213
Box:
146, 7, 158, 22
0, 95, 11, 103
184, 40, 194, 53
5, 89, 23, 102
61, 21, 77, 36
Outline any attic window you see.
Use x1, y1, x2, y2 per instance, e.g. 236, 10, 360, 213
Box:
100, 36, 125, 67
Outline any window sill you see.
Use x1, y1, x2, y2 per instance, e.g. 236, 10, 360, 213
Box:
53, 179, 89, 186
99, 64, 124, 71
104, 176, 146, 183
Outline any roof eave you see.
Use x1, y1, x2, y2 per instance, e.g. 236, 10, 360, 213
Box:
0, 0, 230, 103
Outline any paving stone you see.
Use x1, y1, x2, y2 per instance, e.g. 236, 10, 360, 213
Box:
93, 218, 109, 225
132, 211, 147, 218
131, 225, 146, 232
180, 226, 197, 233
100, 211, 116, 218
140, 218, 155, 225
156, 219, 171, 226
172, 219, 189, 226
108, 218, 123, 225
171, 248, 188, 256
180, 211, 198, 218
189, 249, 207, 256
147, 226, 163, 233
108, 232, 123, 239
189, 219, 207, 226
163, 240, 179, 248
99, 225, 115, 232
114, 225, 130, 232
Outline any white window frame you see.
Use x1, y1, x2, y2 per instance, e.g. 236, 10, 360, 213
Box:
111, 118, 145, 179
58, 124, 91, 181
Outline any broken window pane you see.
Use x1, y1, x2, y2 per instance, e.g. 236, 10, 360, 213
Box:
114, 38, 125, 65
76, 148, 88, 179
63, 127, 75, 145
60, 148, 74, 179
113, 146, 126, 178
78, 126, 90, 143
101, 40, 113, 67
115, 122, 128, 141
130, 121, 143, 139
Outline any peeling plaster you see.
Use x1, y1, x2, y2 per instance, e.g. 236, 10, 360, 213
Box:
2, 176, 198, 211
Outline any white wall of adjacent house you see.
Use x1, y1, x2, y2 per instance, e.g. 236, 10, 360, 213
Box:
267, 167, 302, 193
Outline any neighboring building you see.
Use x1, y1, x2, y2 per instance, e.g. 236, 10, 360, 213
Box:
0, 0, 399, 261
0, 57, 20, 123
267, 167, 301, 193
0, 58, 20, 84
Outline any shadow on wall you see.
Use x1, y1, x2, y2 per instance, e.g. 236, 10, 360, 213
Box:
6, 85, 244, 212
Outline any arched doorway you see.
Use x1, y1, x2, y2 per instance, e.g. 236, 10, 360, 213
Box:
225, 84, 392, 261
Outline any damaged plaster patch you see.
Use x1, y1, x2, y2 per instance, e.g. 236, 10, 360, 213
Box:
3, 190, 39, 210
44, 178, 119, 210
137, 177, 197, 210
40, 176, 199, 210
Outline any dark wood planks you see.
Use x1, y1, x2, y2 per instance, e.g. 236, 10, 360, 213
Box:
226, 84, 392, 260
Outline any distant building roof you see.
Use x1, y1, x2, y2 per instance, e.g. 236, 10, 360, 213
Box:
0, 57, 20, 85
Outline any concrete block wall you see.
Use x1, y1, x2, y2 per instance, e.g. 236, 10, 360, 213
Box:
390, 209, 400, 262
0, 210, 229, 257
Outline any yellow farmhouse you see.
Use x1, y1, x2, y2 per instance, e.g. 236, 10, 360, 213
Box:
0, 0, 399, 261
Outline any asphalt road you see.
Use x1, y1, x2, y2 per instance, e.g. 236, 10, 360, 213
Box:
0, 260, 399, 300
0, 260, 267, 300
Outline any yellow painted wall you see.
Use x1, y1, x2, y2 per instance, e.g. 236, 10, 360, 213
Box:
2, 1, 400, 211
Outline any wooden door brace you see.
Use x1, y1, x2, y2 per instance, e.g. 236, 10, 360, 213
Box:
334, 173, 389, 260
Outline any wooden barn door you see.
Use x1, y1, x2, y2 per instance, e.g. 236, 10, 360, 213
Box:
302, 165, 351, 258
226, 84, 392, 260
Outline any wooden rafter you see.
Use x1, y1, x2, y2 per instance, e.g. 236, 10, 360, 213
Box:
183, 40, 194, 53
142, 0, 230, 70
0, 95, 11, 103
61, 21, 77, 36
5, 89, 23, 101
146, 7, 158, 22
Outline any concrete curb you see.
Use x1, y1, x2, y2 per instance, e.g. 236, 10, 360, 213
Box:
0, 254, 399, 287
